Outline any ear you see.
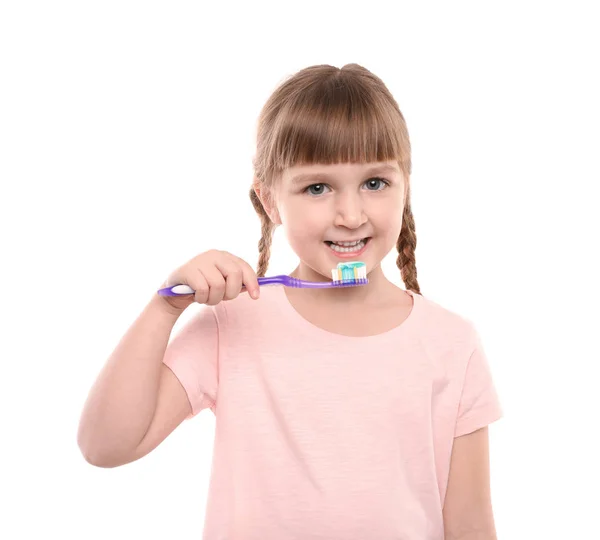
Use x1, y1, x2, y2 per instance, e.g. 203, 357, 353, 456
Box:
253, 182, 281, 225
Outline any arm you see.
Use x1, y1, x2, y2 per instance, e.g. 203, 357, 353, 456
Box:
77, 294, 191, 467
443, 426, 498, 540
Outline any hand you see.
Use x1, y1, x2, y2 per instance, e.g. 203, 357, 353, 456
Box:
158, 250, 260, 313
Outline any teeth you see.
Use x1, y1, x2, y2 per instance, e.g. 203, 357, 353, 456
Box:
332, 240, 361, 246
328, 239, 366, 253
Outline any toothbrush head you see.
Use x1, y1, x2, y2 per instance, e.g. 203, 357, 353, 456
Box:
330, 261, 368, 287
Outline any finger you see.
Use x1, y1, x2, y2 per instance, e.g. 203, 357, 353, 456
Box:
215, 259, 244, 301
202, 265, 227, 306
191, 269, 210, 305
229, 255, 260, 299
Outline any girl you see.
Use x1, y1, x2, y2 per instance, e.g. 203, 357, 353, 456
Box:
78, 63, 503, 540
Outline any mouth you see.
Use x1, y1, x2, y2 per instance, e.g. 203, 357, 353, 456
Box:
324, 237, 371, 256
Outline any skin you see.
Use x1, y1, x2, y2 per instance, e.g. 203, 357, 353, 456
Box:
255, 159, 414, 337
79, 160, 496, 537
443, 426, 498, 539
256, 161, 499, 538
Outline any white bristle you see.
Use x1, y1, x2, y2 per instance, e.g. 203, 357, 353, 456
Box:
329, 263, 368, 283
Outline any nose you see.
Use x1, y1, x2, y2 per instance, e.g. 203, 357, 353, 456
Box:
333, 192, 367, 229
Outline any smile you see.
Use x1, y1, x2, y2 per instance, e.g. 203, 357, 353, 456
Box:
325, 237, 370, 254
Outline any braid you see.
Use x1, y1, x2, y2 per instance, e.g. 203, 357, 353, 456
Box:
396, 190, 421, 295
249, 187, 274, 277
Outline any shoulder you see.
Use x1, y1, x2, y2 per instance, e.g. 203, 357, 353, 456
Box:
412, 291, 480, 354
415, 292, 477, 334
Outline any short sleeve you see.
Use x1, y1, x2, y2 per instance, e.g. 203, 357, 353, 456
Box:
162, 305, 219, 418
454, 327, 503, 437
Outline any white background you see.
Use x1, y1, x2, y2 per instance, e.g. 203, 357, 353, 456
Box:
1, 1, 598, 538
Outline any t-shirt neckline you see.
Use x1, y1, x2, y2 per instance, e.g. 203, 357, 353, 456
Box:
273, 285, 421, 341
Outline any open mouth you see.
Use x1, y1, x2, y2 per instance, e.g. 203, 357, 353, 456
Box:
324, 237, 370, 253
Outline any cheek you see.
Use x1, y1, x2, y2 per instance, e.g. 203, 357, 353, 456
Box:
280, 202, 323, 238
370, 199, 404, 240
369, 197, 403, 224
389, 210, 404, 232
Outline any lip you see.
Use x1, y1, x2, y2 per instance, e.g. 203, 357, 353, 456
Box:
324, 237, 371, 259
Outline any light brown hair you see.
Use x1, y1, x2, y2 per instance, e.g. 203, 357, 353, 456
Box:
249, 63, 420, 295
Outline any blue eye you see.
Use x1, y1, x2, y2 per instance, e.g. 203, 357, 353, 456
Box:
363, 177, 388, 191
304, 177, 389, 196
306, 183, 330, 196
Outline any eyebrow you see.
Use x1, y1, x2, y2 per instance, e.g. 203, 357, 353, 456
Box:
290, 164, 400, 185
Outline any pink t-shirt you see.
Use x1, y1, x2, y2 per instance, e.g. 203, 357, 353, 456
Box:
163, 285, 503, 540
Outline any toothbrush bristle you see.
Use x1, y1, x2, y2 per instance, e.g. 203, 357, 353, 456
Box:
330, 261, 368, 287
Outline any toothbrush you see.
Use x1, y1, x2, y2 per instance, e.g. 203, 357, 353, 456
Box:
157, 261, 368, 296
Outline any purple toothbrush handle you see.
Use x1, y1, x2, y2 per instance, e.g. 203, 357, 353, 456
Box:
265, 276, 366, 288
157, 275, 366, 296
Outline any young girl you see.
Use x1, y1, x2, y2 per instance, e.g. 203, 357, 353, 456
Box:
78, 63, 503, 540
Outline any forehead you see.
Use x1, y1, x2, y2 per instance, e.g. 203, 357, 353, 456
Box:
284, 161, 401, 185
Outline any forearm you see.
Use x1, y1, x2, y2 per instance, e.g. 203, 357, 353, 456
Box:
77, 294, 182, 463
445, 527, 498, 540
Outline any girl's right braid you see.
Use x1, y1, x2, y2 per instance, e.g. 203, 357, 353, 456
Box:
249, 187, 274, 277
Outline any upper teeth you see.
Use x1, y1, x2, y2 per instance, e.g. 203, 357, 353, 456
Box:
328, 239, 367, 253
332, 240, 362, 246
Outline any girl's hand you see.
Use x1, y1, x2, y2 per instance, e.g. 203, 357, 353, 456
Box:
158, 250, 260, 313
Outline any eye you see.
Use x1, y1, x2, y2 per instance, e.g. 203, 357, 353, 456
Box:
363, 177, 389, 191
305, 183, 331, 196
